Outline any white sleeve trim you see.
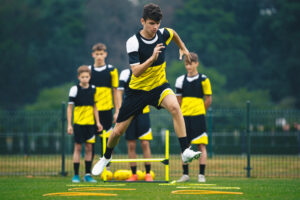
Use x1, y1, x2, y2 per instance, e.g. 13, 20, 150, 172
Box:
159, 28, 164, 34
130, 62, 140, 66
175, 75, 185, 89
117, 87, 125, 90
126, 35, 139, 54
69, 85, 78, 97
119, 69, 131, 82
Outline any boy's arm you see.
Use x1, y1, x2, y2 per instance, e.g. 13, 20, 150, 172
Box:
67, 104, 73, 135
204, 95, 212, 111
171, 29, 191, 62
94, 104, 103, 132
112, 88, 120, 123
131, 43, 165, 77
117, 89, 124, 108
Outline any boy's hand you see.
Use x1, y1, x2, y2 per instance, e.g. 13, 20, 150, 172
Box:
179, 48, 191, 63
67, 125, 73, 135
152, 43, 165, 62
97, 122, 103, 132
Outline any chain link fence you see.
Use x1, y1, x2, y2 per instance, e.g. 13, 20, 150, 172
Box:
0, 103, 299, 178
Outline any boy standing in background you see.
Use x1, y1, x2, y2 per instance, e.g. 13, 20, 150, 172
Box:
118, 68, 153, 181
67, 65, 102, 183
89, 43, 119, 159
175, 52, 212, 182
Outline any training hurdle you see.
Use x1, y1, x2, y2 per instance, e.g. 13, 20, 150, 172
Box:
101, 130, 170, 182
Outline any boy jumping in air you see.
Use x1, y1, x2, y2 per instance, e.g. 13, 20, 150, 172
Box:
92, 3, 201, 176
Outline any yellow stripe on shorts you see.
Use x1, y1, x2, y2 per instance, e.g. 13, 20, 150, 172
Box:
86, 135, 96, 144
191, 133, 208, 145
138, 128, 153, 140
158, 88, 175, 106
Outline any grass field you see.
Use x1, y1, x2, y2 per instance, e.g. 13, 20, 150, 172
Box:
0, 176, 299, 200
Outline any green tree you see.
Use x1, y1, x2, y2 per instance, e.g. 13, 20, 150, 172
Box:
24, 82, 73, 111
0, 0, 86, 109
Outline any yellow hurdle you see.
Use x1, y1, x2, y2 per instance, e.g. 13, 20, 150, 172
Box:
102, 130, 107, 182
102, 129, 170, 182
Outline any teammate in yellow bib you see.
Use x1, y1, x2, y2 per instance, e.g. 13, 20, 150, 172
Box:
175, 52, 212, 183
67, 66, 103, 183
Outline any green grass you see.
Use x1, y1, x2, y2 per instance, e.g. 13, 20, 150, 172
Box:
0, 177, 299, 200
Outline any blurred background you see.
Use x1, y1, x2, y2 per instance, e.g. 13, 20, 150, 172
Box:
1, 0, 299, 110
0, 0, 300, 178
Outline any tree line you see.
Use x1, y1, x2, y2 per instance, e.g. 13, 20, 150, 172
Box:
0, 0, 299, 110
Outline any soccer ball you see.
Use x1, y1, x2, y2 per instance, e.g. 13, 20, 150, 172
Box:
101, 170, 113, 180
114, 170, 123, 180
114, 169, 132, 180
121, 170, 132, 180
136, 170, 145, 180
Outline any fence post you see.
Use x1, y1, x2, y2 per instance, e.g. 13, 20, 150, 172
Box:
61, 102, 67, 176
246, 101, 252, 177
208, 107, 213, 158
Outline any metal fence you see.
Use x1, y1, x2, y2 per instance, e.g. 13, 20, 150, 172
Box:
0, 102, 300, 178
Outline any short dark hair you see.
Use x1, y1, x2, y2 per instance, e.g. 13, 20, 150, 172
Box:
92, 43, 107, 52
143, 3, 162, 22
77, 65, 91, 76
184, 52, 198, 63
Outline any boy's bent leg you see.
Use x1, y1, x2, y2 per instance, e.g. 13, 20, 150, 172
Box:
160, 94, 189, 152
160, 94, 186, 138
107, 117, 134, 149
92, 117, 134, 176
160, 94, 201, 163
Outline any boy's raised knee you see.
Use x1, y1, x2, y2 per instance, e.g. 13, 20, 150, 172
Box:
168, 103, 182, 116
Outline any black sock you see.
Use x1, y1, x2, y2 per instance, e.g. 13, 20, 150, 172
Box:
178, 137, 189, 153
183, 164, 189, 175
85, 161, 92, 174
74, 162, 80, 175
200, 164, 206, 175
131, 166, 137, 174
104, 147, 113, 159
145, 164, 151, 174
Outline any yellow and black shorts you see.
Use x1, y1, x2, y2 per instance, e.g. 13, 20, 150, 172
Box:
184, 115, 208, 145
125, 113, 152, 141
73, 124, 96, 144
117, 83, 174, 123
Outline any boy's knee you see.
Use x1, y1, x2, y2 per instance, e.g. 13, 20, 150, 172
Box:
113, 129, 125, 137
141, 140, 150, 147
168, 103, 181, 115
75, 145, 82, 152
128, 143, 136, 151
